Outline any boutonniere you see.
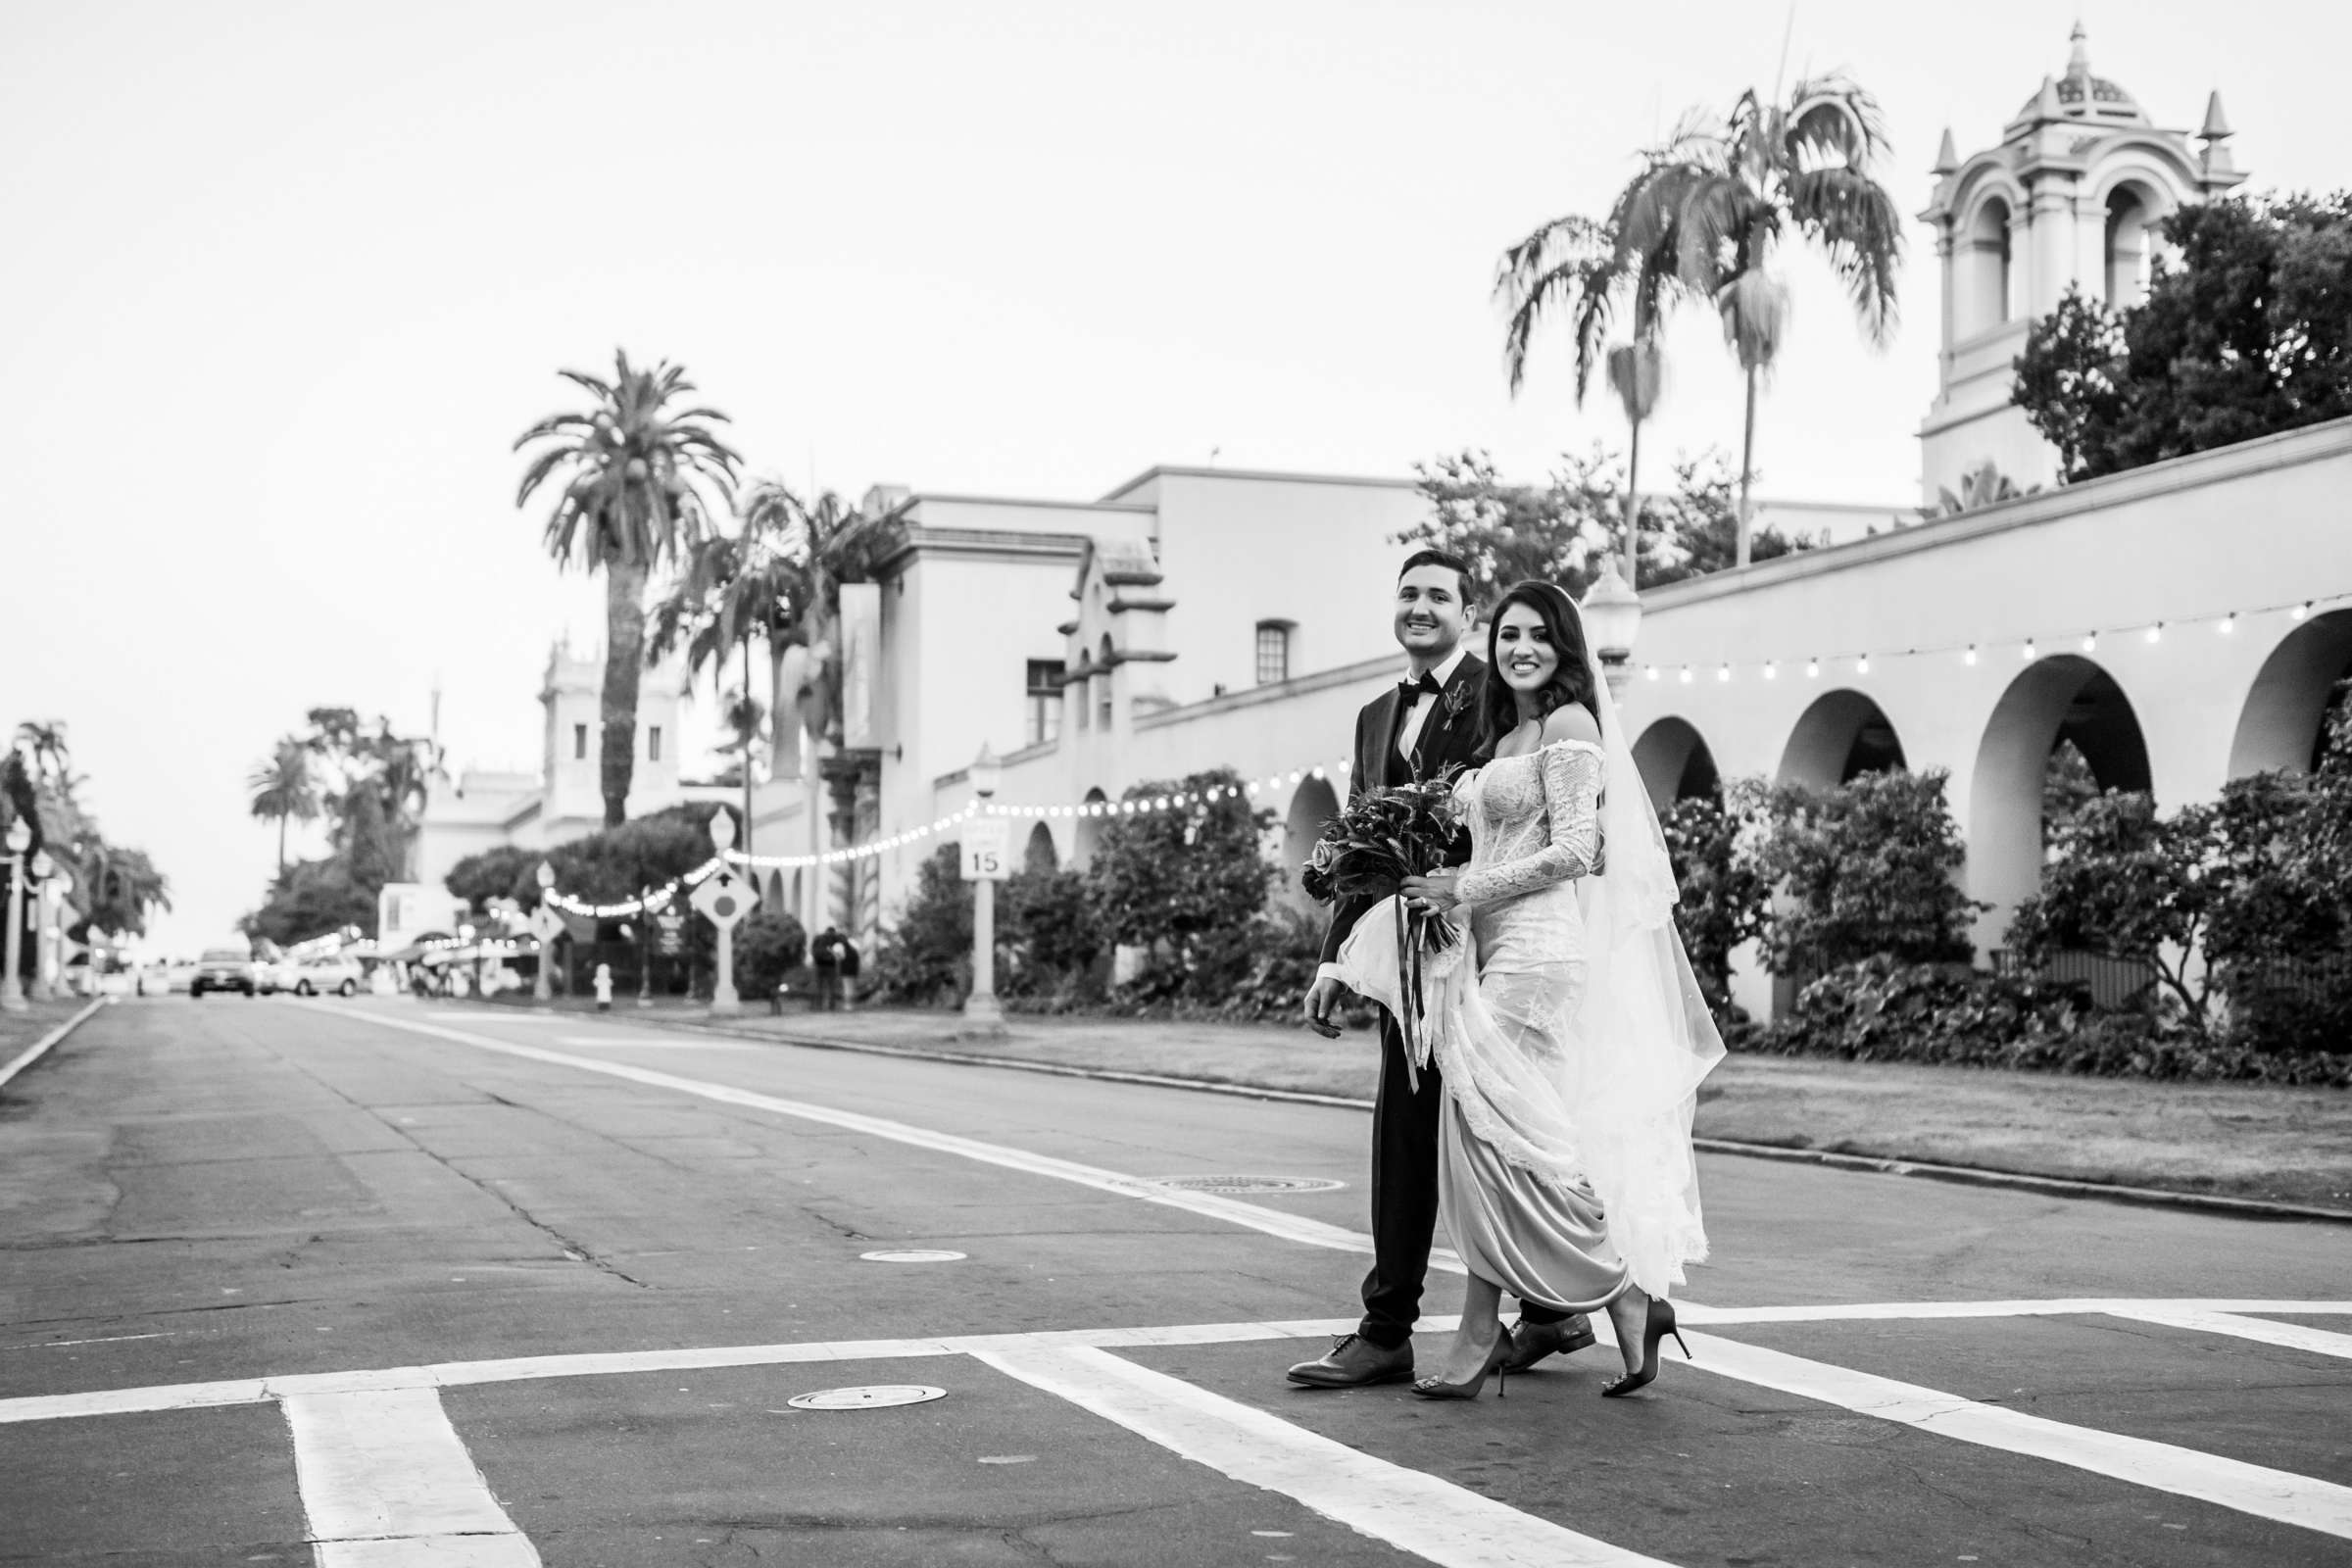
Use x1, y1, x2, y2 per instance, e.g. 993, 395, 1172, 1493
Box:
1442, 682, 1473, 721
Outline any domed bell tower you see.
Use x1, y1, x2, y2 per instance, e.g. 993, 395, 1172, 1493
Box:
1917, 24, 2244, 506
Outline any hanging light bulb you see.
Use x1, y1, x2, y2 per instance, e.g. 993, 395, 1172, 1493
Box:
2082, 632, 2098, 654
2145, 623, 2163, 644
1645, 665, 1660, 682
1805, 659, 1820, 679
2220, 613, 2236, 635
1679, 665, 1693, 684
1857, 655, 1872, 675
1964, 645, 1978, 665
2022, 639, 2037, 661
2293, 602, 2313, 621
1717, 663, 1732, 682
1763, 661, 1777, 680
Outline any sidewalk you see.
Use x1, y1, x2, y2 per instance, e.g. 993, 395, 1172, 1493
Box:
533, 1000, 2352, 1216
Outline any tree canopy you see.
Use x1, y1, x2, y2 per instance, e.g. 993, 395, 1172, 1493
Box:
2013, 192, 2352, 482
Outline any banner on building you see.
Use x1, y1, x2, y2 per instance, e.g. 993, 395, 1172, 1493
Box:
840, 581, 881, 752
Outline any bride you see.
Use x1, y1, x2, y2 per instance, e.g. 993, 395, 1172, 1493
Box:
1343, 578, 1724, 1399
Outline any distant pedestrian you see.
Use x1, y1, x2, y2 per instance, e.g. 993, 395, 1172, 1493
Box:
811, 925, 843, 1011
593, 962, 613, 1012
837, 934, 861, 1011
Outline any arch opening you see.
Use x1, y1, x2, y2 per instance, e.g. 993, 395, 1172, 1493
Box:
2102, 180, 2165, 309
1632, 717, 1722, 810
2229, 609, 2352, 779
1023, 821, 1058, 875
1072, 788, 1108, 871
1280, 775, 1342, 911
1969, 654, 2153, 954
1777, 690, 1908, 789
1959, 195, 2015, 336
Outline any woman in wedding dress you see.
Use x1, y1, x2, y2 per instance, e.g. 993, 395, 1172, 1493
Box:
1344, 579, 1724, 1399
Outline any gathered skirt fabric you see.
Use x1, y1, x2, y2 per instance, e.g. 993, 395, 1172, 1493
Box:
1438, 1095, 1628, 1312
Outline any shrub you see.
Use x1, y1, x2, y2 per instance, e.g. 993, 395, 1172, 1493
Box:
1756, 769, 1981, 976
1660, 781, 1771, 1014
733, 908, 808, 1008
869, 844, 972, 1005
1086, 766, 1275, 992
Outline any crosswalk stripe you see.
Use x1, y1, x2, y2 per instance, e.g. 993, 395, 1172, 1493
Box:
2102, 1306, 2352, 1360
1680, 1328, 2352, 1541
283, 1387, 539, 1566
978, 1343, 1673, 1567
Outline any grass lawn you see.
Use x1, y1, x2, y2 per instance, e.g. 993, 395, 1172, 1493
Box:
688, 1004, 2352, 1213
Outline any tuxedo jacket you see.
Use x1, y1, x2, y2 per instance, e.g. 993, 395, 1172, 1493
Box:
1316, 652, 1489, 968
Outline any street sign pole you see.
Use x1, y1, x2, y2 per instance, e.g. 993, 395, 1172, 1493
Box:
694, 809, 760, 1017
532, 862, 557, 1004
1, 823, 28, 1013
959, 751, 1009, 1031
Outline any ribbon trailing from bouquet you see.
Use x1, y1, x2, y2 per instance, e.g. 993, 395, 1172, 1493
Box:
1336, 893, 1466, 1097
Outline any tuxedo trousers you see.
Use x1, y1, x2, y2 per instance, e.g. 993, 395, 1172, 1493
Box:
1357, 1007, 1568, 1347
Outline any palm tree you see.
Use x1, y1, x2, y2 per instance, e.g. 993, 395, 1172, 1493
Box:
1496, 158, 1692, 585
514, 350, 741, 826
1656, 75, 1903, 565
247, 735, 319, 874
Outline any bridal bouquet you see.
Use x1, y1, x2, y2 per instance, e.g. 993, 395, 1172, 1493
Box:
1300, 768, 1467, 1078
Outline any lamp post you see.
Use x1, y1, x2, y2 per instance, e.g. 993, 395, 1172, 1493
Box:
2, 819, 29, 1013
709, 807, 741, 1016
27, 850, 55, 1003
533, 860, 556, 1004
1580, 561, 1644, 698
962, 744, 1004, 1028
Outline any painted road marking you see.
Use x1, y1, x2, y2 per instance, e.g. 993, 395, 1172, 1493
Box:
2105, 1305, 2352, 1361
978, 1341, 1672, 1567
312, 1004, 1429, 1268
1680, 1327, 2352, 1541
552, 1035, 756, 1050
283, 1387, 539, 1566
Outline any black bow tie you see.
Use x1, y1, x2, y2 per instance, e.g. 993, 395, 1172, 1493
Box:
1398, 672, 1444, 705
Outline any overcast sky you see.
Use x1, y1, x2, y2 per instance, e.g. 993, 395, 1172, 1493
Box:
6, 0, 2343, 953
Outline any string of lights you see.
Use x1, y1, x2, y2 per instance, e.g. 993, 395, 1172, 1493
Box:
1639, 592, 2344, 686
540, 856, 727, 919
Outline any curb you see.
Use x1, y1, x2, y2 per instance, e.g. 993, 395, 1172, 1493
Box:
0, 998, 110, 1094
484, 1004, 2352, 1228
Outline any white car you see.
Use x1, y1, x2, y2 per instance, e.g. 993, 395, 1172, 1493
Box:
287, 956, 364, 997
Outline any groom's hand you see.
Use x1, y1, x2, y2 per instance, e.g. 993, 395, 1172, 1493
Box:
1303, 976, 1346, 1038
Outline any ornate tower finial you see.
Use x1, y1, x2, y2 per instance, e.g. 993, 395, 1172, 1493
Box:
1933, 127, 1959, 175
2067, 20, 2090, 78
2199, 90, 2233, 142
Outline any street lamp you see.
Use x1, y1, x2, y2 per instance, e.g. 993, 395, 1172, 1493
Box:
27, 850, 54, 1003
962, 744, 1004, 1028
533, 860, 556, 1004
1580, 561, 1643, 697
1, 819, 28, 1013
709, 807, 741, 1015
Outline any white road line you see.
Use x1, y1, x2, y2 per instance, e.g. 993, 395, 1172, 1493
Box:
977, 1343, 1673, 1568
283, 1387, 540, 1567
2104, 1305, 2352, 1360
1681, 1327, 2352, 1541
552, 1035, 755, 1050
10, 1301, 2350, 1426
312, 1003, 1444, 1269
1681, 1298, 2352, 1326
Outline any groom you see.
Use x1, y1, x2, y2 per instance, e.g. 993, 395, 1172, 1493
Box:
1288, 549, 1596, 1388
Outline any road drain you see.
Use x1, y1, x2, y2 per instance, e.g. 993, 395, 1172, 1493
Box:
1149, 1175, 1347, 1195
785, 1386, 948, 1410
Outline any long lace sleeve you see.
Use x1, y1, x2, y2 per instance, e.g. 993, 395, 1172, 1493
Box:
1455, 741, 1603, 907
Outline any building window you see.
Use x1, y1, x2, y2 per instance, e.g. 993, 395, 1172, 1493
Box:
573, 723, 588, 760
1255, 621, 1293, 685
648, 725, 662, 762
1025, 661, 1062, 747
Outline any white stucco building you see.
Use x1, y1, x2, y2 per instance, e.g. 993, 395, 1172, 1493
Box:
419, 25, 2345, 1023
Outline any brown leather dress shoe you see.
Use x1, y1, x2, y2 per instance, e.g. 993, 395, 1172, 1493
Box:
1500, 1313, 1598, 1374
1286, 1333, 1415, 1388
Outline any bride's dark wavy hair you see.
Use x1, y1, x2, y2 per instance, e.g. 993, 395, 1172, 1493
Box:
1477, 579, 1598, 758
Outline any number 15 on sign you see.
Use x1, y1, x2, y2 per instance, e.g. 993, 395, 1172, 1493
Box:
960, 819, 1010, 882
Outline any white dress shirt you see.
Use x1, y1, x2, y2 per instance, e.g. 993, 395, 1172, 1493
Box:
1396, 645, 1469, 761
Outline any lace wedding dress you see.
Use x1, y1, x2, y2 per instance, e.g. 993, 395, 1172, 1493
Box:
1338, 728, 1720, 1306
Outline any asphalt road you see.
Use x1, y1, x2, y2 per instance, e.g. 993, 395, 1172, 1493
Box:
2, 997, 2347, 1567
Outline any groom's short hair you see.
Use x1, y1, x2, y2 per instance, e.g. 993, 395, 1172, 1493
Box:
1397, 548, 1474, 605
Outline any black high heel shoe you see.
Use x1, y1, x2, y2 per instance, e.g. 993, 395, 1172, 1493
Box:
1599, 1298, 1690, 1398
1409, 1332, 1512, 1400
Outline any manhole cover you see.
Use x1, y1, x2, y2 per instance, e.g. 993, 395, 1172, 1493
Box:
786, 1386, 948, 1411
859, 1250, 967, 1263
1150, 1175, 1347, 1195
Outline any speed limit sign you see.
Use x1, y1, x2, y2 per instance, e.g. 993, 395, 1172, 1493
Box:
959, 819, 1010, 882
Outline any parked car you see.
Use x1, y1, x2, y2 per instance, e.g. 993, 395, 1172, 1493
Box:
135, 960, 195, 996
190, 947, 258, 998
288, 956, 364, 997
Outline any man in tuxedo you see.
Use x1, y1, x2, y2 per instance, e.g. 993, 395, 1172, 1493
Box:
1287, 549, 1595, 1388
